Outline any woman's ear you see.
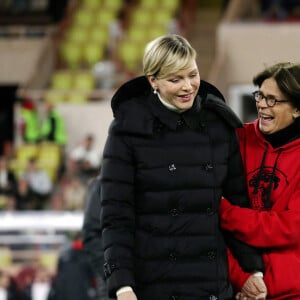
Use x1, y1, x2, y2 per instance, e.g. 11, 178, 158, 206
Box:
147, 76, 157, 90
292, 108, 300, 119
147, 76, 159, 94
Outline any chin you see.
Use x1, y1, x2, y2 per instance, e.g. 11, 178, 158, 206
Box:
178, 102, 193, 110
259, 124, 270, 135
261, 129, 274, 135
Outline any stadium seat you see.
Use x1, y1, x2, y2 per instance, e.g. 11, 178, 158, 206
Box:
73, 9, 95, 27
131, 9, 153, 27
67, 91, 89, 103
0, 247, 12, 267
44, 90, 66, 104
40, 250, 59, 271
51, 70, 73, 90
10, 143, 40, 177
89, 27, 109, 44
82, 42, 105, 67
38, 142, 61, 182
73, 71, 95, 91
118, 41, 143, 72
161, 0, 180, 13
81, 0, 103, 10
152, 9, 173, 27
148, 25, 168, 40
66, 26, 89, 43
139, 0, 160, 9
94, 9, 116, 26
127, 26, 149, 43
59, 41, 83, 69
102, 0, 123, 12
17, 144, 39, 162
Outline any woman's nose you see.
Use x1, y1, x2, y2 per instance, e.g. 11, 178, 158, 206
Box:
182, 79, 192, 90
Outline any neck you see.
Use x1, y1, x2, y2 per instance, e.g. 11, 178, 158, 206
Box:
263, 121, 300, 148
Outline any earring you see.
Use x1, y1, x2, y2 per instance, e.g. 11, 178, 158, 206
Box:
153, 88, 157, 94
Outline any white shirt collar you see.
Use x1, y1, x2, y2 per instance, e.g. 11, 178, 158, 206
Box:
156, 91, 187, 113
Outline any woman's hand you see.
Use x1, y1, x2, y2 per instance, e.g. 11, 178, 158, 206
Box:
117, 291, 138, 300
236, 292, 266, 300
237, 274, 267, 300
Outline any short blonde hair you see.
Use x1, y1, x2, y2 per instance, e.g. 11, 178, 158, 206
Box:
143, 34, 197, 78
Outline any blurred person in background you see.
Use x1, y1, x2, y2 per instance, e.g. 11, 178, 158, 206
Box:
260, 0, 300, 20
47, 234, 97, 300
222, 0, 300, 21
0, 193, 16, 211
0, 156, 16, 197
178, 0, 197, 33
0, 269, 11, 300
40, 102, 67, 147
107, 0, 138, 72
0, 269, 21, 300
22, 266, 51, 300
219, 62, 300, 299
100, 34, 265, 300
19, 99, 40, 144
40, 102, 67, 182
21, 158, 53, 210
62, 175, 86, 210
82, 175, 113, 300
14, 176, 34, 210
0, 156, 17, 210
48, 190, 65, 211
69, 134, 101, 183
15, 260, 39, 298
107, 8, 129, 70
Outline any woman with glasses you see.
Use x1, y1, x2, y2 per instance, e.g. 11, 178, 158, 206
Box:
219, 62, 300, 299
100, 34, 265, 300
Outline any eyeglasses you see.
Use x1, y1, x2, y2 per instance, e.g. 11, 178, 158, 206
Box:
252, 91, 289, 107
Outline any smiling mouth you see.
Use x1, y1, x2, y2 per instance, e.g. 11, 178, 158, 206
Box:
178, 93, 193, 100
260, 114, 274, 121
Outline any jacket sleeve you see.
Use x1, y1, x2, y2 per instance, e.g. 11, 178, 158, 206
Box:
227, 247, 252, 291
82, 176, 104, 278
220, 195, 300, 248
222, 130, 264, 273
100, 129, 136, 297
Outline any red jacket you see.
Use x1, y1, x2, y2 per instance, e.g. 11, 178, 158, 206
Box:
220, 120, 300, 299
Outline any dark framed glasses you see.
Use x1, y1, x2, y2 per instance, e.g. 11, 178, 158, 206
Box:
252, 91, 289, 107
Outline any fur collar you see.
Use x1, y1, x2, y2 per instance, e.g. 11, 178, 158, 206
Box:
110, 76, 242, 135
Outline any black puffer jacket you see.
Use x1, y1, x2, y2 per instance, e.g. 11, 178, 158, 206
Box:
101, 77, 263, 300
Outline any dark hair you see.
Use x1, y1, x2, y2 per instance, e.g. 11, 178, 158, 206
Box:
253, 62, 300, 109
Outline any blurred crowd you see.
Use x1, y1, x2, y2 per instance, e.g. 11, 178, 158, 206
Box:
222, 0, 300, 22
0, 109, 101, 213
0, 234, 98, 300
0, 95, 102, 299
